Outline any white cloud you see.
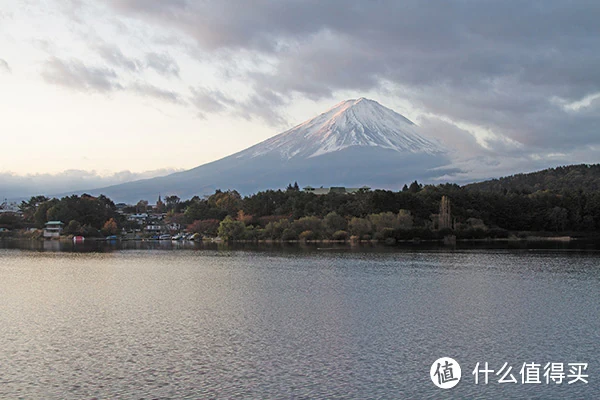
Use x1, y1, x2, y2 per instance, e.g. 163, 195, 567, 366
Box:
2, 0, 600, 191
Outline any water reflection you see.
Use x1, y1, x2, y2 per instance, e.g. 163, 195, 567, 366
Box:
3, 238, 600, 253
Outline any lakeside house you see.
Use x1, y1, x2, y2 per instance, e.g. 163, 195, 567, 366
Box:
302, 186, 371, 195
43, 221, 64, 238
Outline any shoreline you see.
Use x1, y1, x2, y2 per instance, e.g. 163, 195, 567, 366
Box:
0, 234, 588, 244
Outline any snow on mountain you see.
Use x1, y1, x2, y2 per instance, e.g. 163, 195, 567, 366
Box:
238, 97, 445, 160
72, 98, 454, 202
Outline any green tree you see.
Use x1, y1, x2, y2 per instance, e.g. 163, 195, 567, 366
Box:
65, 220, 82, 235
47, 202, 78, 225
292, 216, 323, 238
136, 200, 148, 213
369, 212, 400, 232
264, 219, 291, 239
408, 180, 422, 193
0, 213, 23, 230
548, 206, 568, 232
218, 215, 246, 241
348, 217, 372, 239
397, 209, 414, 229
281, 228, 298, 241
20, 195, 49, 222
165, 195, 180, 211
323, 211, 347, 236
209, 190, 242, 215
34, 198, 58, 228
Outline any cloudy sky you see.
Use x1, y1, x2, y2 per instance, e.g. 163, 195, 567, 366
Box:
1, 0, 600, 197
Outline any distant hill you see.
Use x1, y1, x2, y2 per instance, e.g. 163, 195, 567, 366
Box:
464, 164, 600, 193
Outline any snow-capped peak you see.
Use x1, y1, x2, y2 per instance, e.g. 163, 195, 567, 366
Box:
239, 97, 445, 160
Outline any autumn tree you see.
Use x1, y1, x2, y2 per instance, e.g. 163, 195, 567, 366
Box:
237, 210, 253, 224
188, 219, 220, 236
102, 218, 118, 236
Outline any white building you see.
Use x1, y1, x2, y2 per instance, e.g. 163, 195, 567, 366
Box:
43, 221, 64, 238
302, 186, 370, 195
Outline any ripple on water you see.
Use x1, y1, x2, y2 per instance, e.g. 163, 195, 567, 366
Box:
0, 248, 598, 398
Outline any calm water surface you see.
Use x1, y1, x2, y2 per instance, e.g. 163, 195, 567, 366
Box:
0, 241, 599, 399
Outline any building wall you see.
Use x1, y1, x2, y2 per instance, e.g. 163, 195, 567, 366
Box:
43, 230, 61, 238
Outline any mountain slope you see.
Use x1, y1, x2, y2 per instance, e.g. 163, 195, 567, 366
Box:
83, 98, 453, 202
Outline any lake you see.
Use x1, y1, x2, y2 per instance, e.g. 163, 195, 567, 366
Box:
0, 240, 599, 398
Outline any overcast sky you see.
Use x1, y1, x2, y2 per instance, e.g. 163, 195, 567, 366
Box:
1, 0, 600, 196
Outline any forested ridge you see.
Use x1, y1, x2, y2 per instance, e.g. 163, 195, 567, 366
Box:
3, 163, 600, 241
465, 164, 600, 194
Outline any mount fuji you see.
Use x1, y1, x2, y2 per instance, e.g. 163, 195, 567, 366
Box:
84, 98, 454, 202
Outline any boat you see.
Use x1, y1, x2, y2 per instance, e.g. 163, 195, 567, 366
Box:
185, 233, 200, 241
159, 234, 171, 240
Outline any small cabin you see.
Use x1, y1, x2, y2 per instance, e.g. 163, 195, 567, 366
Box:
43, 221, 64, 238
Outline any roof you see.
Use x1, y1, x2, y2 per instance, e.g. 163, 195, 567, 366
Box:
45, 221, 64, 225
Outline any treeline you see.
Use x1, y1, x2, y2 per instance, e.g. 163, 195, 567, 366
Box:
17, 194, 121, 236
214, 210, 493, 242
8, 174, 600, 240
465, 164, 600, 194
171, 182, 600, 239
